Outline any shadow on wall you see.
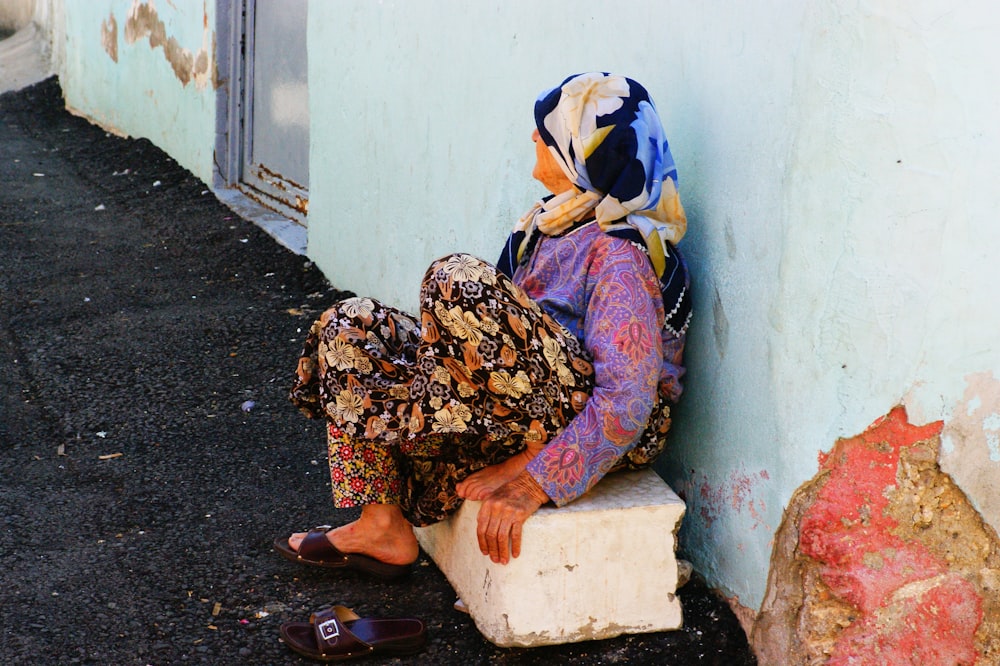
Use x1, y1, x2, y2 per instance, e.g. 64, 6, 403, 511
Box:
752, 406, 1000, 665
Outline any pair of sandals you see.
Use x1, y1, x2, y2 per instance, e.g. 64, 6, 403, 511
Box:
273, 526, 425, 662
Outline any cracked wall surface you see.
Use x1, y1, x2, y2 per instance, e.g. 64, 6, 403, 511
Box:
752, 407, 1000, 664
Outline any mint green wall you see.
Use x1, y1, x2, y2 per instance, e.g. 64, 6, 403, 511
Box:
308, 0, 1000, 616
306, 0, 803, 609
306, 0, 734, 307
61, 1, 216, 185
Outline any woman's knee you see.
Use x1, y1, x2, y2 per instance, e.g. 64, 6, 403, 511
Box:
420, 253, 500, 303
319, 295, 383, 327
423, 253, 494, 283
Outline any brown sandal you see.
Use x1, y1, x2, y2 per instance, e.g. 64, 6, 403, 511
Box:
273, 526, 412, 580
280, 605, 426, 662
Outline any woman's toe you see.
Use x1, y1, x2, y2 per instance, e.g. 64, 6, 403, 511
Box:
287, 532, 307, 552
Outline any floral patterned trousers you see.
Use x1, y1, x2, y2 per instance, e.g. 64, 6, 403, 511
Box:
290, 254, 666, 525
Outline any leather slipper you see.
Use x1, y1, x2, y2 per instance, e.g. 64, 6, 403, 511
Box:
273, 526, 412, 580
280, 605, 425, 662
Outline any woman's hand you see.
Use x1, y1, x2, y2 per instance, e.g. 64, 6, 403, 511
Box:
475, 471, 549, 564
456, 450, 532, 501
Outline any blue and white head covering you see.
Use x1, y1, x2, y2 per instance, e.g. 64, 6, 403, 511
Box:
516, 72, 687, 277
501, 72, 691, 336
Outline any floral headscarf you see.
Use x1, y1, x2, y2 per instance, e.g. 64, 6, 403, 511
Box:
515, 72, 687, 279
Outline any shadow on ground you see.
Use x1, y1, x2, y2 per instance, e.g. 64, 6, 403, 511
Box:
0, 78, 756, 665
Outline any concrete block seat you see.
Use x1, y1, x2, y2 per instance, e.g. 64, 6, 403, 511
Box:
414, 468, 686, 647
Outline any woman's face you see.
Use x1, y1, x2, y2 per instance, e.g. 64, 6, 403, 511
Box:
531, 129, 574, 195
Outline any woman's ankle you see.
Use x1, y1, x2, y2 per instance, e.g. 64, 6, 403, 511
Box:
358, 504, 412, 532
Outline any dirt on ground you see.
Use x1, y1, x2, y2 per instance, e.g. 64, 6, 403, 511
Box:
0, 77, 756, 665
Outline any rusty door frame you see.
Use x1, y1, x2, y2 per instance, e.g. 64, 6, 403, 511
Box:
213, 0, 308, 227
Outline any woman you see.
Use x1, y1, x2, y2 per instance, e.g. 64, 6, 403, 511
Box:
279, 72, 690, 579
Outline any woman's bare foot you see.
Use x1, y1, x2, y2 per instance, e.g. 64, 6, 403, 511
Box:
457, 450, 534, 501
288, 504, 419, 565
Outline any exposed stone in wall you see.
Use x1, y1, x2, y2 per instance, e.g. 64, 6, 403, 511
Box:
940, 371, 1000, 533
120, 0, 216, 90
752, 406, 1000, 665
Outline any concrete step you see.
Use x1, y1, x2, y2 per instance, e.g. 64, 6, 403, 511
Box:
414, 468, 686, 647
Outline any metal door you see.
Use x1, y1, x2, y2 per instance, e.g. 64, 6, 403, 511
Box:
239, 0, 309, 223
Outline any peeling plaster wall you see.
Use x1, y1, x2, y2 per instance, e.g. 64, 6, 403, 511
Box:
767, 2, 1000, 510
674, 0, 1000, 616
940, 372, 1000, 531
60, 1, 217, 185
753, 408, 1000, 663
755, 0, 1000, 616
307, 0, 1000, 620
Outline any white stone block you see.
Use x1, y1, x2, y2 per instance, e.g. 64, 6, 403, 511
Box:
414, 469, 686, 647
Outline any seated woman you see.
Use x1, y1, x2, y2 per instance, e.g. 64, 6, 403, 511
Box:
278, 72, 691, 576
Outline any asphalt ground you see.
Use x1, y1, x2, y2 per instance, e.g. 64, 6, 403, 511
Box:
0, 77, 756, 665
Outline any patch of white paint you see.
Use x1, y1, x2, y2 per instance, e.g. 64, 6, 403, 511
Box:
987, 433, 1000, 463
967, 396, 982, 417
984, 413, 1000, 461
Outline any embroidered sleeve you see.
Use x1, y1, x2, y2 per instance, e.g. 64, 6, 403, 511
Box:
526, 239, 664, 505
